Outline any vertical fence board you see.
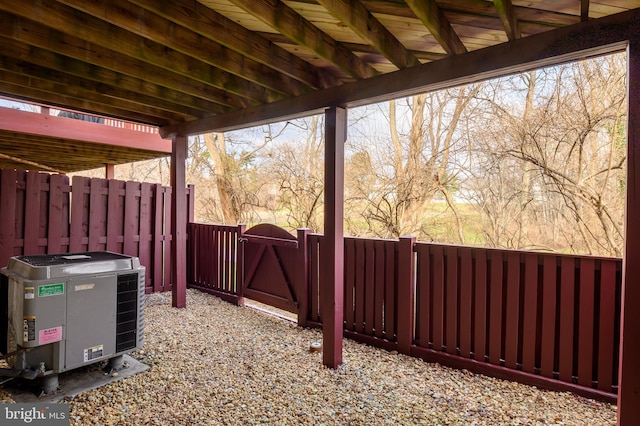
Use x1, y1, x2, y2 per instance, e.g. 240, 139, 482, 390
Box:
23, 171, 40, 254
432, 245, 445, 351
364, 240, 375, 335
139, 183, 152, 290
354, 239, 365, 333
123, 181, 138, 256
559, 257, 576, 383
597, 260, 617, 392
445, 246, 458, 355
344, 239, 355, 331
540, 256, 557, 378
163, 187, 172, 290
106, 180, 121, 253
504, 252, 520, 369
522, 253, 539, 374
488, 251, 504, 365
47, 173, 65, 254
415, 245, 430, 347
577, 259, 595, 388
69, 176, 87, 253
152, 184, 164, 292
474, 249, 488, 362
88, 178, 104, 252
384, 241, 396, 341
373, 241, 385, 339
310, 236, 321, 322
0, 169, 17, 265
459, 247, 473, 358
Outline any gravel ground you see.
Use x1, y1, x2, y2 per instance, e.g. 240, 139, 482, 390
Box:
2, 289, 617, 425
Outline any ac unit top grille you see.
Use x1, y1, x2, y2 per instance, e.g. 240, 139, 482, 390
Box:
7, 252, 139, 280
17, 252, 131, 267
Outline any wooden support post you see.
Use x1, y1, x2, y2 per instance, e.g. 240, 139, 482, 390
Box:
236, 223, 246, 306
105, 163, 115, 180
397, 236, 416, 354
297, 228, 311, 327
619, 25, 640, 425
322, 106, 346, 368
171, 135, 187, 308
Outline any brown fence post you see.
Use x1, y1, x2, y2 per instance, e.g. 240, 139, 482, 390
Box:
236, 223, 246, 306
297, 228, 311, 327
397, 235, 416, 355
187, 184, 195, 223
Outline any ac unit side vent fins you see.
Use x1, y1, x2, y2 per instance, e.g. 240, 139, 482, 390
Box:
116, 273, 139, 353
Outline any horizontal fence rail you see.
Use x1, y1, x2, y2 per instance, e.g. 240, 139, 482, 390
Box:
187, 223, 622, 402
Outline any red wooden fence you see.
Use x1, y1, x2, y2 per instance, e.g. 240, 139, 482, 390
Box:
186, 224, 621, 402
0, 168, 194, 293
187, 223, 245, 304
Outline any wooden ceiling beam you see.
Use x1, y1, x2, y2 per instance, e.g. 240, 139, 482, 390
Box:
228, 0, 379, 79
435, 1, 579, 27
0, 53, 209, 119
129, 0, 337, 90
316, 0, 420, 69
0, 79, 174, 126
0, 0, 283, 104
162, 8, 637, 137
0, 67, 193, 122
0, 13, 250, 110
0, 37, 228, 115
58, 0, 311, 97
406, 0, 467, 55
493, 0, 521, 40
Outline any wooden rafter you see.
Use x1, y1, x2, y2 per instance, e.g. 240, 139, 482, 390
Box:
228, 0, 379, 80
405, 0, 467, 55
0, 14, 248, 111
316, 0, 420, 69
58, 0, 312, 97
493, 0, 520, 40
0, 0, 283, 104
128, 0, 337, 90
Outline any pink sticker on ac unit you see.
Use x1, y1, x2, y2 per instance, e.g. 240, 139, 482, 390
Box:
39, 326, 62, 344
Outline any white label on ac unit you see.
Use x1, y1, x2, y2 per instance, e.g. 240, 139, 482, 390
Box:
83, 345, 104, 362
24, 287, 35, 299
74, 283, 95, 291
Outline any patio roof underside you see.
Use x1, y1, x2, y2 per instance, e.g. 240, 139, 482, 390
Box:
0, 1, 637, 166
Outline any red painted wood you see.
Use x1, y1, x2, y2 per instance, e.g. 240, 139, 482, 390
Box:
0, 107, 171, 153
0, 169, 17, 265
415, 244, 430, 347
445, 246, 458, 355
139, 183, 152, 290
344, 238, 355, 331
473, 249, 487, 362
171, 136, 187, 308
123, 181, 138, 256
373, 241, 385, 339
309, 235, 321, 322
23, 171, 41, 255
521, 253, 539, 374
69, 176, 87, 252
397, 236, 415, 354
106, 180, 121, 253
431, 245, 445, 351
354, 239, 365, 333
105, 163, 115, 180
235, 224, 246, 304
598, 260, 616, 392
619, 28, 640, 426
187, 184, 195, 223
459, 247, 473, 358
88, 178, 104, 252
559, 257, 575, 383
384, 240, 396, 341
164, 186, 172, 291
46, 173, 65, 254
296, 228, 310, 326
488, 251, 503, 366
364, 239, 375, 335
504, 252, 520, 369
540, 256, 557, 378
322, 106, 346, 368
152, 184, 164, 292
577, 258, 595, 388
